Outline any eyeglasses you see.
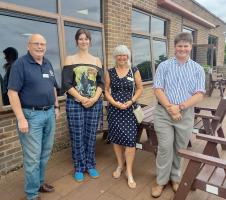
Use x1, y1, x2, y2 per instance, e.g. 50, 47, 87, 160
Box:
116, 55, 128, 57
29, 42, 46, 47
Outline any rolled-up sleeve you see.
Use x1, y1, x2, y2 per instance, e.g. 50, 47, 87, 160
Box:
96, 68, 104, 90
153, 63, 165, 89
194, 67, 206, 94
62, 66, 74, 93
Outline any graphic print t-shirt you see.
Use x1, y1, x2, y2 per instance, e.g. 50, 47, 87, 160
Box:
62, 64, 104, 99
74, 65, 99, 97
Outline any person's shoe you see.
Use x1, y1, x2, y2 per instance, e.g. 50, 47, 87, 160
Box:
112, 166, 123, 179
151, 184, 164, 198
171, 181, 179, 192
88, 168, 100, 178
125, 170, 136, 189
74, 172, 84, 182
31, 196, 41, 200
27, 196, 41, 200
39, 183, 54, 193
127, 176, 136, 189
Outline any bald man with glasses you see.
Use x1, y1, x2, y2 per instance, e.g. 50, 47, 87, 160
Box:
8, 34, 60, 200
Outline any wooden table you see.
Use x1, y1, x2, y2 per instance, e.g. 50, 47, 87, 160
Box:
136, 105, 158, 155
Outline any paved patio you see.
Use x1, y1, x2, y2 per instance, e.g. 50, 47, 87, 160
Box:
0, 90, 225, 200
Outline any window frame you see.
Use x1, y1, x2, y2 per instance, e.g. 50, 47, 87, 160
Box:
182, 25, 197, 43
132, 34, 153, 82
208, 35, 218, 67
131, 8, 167, 84
0, 0, 105, 110
152, 38, 168, 72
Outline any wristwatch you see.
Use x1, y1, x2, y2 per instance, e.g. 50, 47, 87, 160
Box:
54, 105, 60, 110
179, 104, 185, 111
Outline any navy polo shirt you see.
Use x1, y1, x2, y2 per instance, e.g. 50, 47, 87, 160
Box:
8, 52, 58, 107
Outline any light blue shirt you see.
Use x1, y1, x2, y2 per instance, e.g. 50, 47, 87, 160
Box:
153, 57, 206, 105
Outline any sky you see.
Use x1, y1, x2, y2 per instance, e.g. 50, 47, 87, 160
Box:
195, 0, 226, 23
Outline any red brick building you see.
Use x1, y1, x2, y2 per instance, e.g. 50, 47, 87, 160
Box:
0, 0, 225, 175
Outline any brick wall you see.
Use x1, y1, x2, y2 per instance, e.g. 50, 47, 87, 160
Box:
104, 0, 132, 67
172, 0, 226, 65
104, 0, 226, 66
0, 101, 70, 175
0, 113, 22, 174
1, 0, 225, 175
195, 45, 209, 66
104, 0, 226, 103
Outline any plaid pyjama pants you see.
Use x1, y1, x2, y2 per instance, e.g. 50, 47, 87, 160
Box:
66, 98, 103, 172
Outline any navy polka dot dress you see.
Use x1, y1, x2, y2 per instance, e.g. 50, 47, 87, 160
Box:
107, 67, 138, 147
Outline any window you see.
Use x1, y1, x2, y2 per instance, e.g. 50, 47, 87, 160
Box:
132, 10, 149, 33
0, 14, 61, 106
64, 24, 103, 62
151, 17, 166, 36
1, 0, 57, 12
208, 35, 217, 46
208, 35, 218, 67
131, 9, 167, 82
182, 26, 196, 42
61, 0, 101, 22
0, 0, 103, 108
152, 40, 167, 70
132, 36, 152, 81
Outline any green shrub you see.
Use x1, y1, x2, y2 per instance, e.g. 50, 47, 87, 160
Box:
203, 64, 211, 73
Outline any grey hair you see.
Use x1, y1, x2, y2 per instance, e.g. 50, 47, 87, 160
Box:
113, 45, 131, 67
27, 34, 46, 44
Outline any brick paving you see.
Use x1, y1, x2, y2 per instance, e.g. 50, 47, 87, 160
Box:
0, 90, 225, 200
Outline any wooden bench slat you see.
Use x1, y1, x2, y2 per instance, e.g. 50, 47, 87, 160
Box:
194, 118, 203, 128
178, 149, 226, 169
196, 133, 226, 145
196, 164, 215, 182
142, 112, 154, 119
209, 167, 226, 186
142, 105, 155, 112
222, 175, 226, 187
195, 106, 217, 112
143, 115, 154, 123
195, 114, 220, 121
193, 179, 226, 198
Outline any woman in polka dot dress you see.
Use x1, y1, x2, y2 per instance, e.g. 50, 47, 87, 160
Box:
105, 45, 143, 189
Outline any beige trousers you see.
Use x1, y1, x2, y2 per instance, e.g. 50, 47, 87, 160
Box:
154, 104, 194, 185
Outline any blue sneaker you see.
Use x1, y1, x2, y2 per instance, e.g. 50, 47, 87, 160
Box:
74, 172, 84, 182
88, 168, 100, 178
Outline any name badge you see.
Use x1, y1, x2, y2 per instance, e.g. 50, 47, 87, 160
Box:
127, 77, 134, 81
43, 74, 49, 78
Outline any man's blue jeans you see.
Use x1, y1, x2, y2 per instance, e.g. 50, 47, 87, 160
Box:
18, 107, 55, 200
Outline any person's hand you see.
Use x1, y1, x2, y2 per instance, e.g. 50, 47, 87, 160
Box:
115, 101, 126, 109
80, 96, 89, 105
166, 104, 180, 115
171, 112, 182, 121
124, 100, 133, 109
82, 97, 97, 108
18, 118, 29, 133
55, 108, 60, 120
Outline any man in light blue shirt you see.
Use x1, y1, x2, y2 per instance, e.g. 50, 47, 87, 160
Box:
151, 32, 205, 198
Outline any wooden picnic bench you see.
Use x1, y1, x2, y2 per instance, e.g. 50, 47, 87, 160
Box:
193, 97, 226, 150
97, 100, 109, 140
174, 133, 226, 200
209, 71, 226, 97
135, 105, 158, 155
99, 102, 158, 152
135, 97, 226, 155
